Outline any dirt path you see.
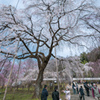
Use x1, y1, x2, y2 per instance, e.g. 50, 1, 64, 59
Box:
71, 94, 94, 100
64, 84, 95, 100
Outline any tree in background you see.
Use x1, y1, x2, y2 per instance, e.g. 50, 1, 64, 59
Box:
89, 59, 100, 77
80, 46, 100, 62
0, 59, 11, 88
0, 0, 99, 98
0, 58, 37, 89
87, 47, 100, 62
80, 52, 88, 64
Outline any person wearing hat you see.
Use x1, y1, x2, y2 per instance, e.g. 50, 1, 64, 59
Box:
92, 83, 100, 100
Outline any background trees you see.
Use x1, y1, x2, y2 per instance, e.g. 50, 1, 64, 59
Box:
80, 52, 88, 64
0, 59, 11, 88
87, 47, 100, 62
89, 59, 100, 77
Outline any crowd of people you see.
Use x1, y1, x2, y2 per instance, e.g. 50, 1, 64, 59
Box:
41, 81, 100, 100
72, 81, 100, 100
83, 81, 100, 100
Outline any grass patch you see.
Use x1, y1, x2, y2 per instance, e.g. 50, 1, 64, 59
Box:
0, 88, 65, 100
0, 91, 33, 100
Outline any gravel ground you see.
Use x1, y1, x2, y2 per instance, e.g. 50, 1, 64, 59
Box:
71, 94, 95, 100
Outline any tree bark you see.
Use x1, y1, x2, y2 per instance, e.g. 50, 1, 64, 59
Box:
32, 54, 50, 98
32, 67, 44, 98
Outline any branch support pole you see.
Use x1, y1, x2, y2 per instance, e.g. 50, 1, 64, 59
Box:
55, 48, 60, 97
3, 40, 20, 100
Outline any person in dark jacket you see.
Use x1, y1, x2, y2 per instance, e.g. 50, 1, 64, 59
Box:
41, 85, 48, 100
83, 81, 90, 96
52, 86, 59, 100
79, 86, 85, 100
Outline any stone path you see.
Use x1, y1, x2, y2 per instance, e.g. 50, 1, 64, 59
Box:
71, 94, 94, 100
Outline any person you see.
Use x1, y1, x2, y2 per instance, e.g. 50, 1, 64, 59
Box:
89, 82, 93, 90
62, 86, 71, 100
50, 82, 53, 90
83, 81, 90, 96
52, 86, 59, 100
92, 83, 100, 100
72, 81, 76, 94
41, 85, 48, 100
79, 86, 85, 100
76, 82, 79, 94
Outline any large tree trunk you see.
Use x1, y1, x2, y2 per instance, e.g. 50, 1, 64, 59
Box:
32, 67, 44, 98
33, 56, 50, 98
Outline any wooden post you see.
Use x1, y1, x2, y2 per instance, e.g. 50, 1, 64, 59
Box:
55, 48, 60, 97
3, 40, 20, 100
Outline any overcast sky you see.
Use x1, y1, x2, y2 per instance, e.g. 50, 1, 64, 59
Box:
0, 0, 100, 57
0, 0, 24, 9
